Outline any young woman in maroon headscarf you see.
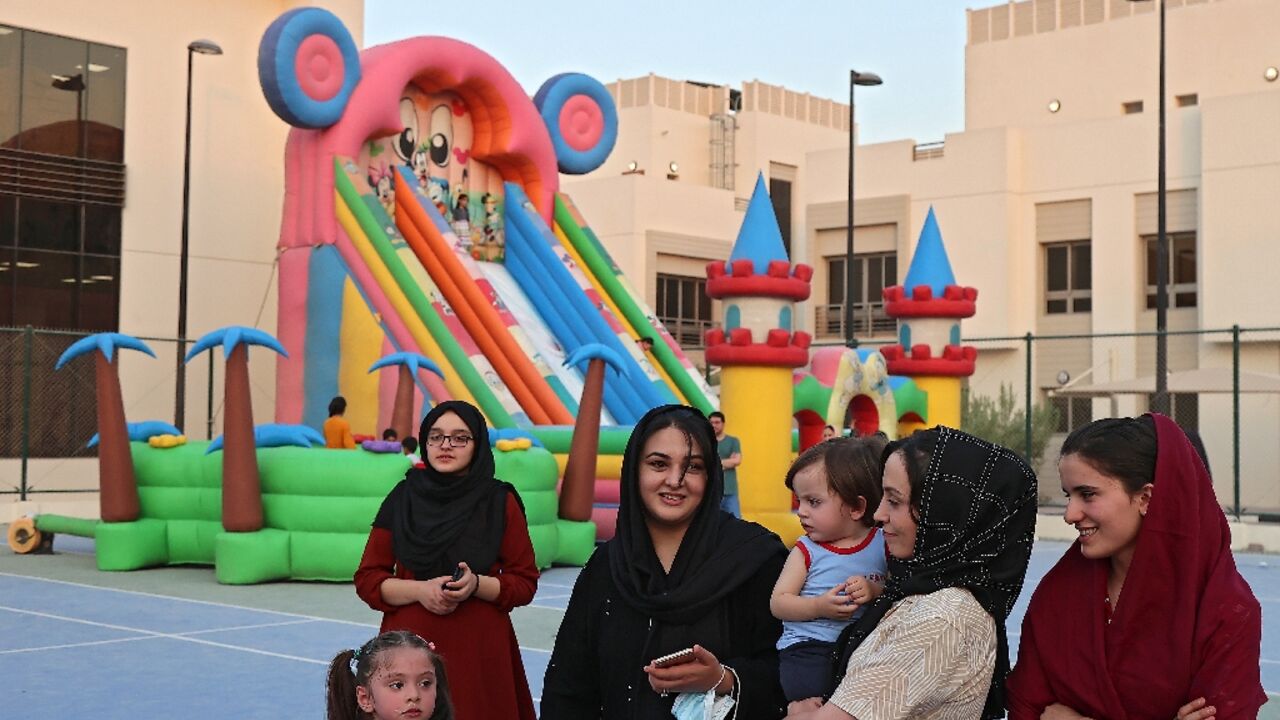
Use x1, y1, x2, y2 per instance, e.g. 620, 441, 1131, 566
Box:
1006, 414, 1265, 720
355, 400, 538, 720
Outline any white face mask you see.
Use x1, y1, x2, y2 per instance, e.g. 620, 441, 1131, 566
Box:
670, 689, 734, 720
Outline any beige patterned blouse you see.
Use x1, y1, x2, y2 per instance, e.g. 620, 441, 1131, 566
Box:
828, 587, 997, 720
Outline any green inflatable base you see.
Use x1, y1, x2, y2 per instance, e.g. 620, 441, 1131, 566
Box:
96, 519, 169, 571
553, 519, 597, 566
215, 529, 290, 585
34, 514, 99, 538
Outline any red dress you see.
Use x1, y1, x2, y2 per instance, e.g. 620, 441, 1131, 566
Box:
1006, 414, 1266, 719
355, 493, 539, 720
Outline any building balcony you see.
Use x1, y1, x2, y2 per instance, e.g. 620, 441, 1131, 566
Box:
814, 303, 896, 341
658, 316, 715, 349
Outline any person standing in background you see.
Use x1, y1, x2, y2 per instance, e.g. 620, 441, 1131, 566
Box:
324, 396, 356, 449
708, 411, 742, 517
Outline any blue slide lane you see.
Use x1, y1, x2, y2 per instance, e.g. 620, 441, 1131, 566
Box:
504, 183, 666, 417
504, 214, 638, 423
302, 245, 345, 430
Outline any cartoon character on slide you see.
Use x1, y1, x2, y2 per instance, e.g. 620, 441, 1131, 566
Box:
395, 96, 463, 211
479, 193, 504, 261
367, 162, 395, 217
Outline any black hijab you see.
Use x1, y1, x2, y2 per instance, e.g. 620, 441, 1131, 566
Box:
372, 400, 514, 579
608, 405, 785, 630
832, 426, 1038, 720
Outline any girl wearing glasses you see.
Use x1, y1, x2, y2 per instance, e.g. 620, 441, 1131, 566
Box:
355, 400, 538, 720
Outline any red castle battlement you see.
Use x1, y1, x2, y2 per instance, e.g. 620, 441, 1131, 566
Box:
882, 284, 978, 319
879, 343, 977, 377
704, 326, 811, 367
706, 259, 812, 301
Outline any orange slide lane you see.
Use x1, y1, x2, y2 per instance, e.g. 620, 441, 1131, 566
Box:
394, 177, 568, 425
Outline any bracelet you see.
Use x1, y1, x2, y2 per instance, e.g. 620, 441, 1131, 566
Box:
710, 664, 728, 694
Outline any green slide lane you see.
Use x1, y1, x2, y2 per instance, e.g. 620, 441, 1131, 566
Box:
554, 194, 714, 413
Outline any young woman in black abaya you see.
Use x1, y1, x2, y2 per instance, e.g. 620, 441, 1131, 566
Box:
542, 405, 789, 719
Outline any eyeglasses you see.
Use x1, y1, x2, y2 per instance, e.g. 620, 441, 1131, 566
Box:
425, 433, 474, 448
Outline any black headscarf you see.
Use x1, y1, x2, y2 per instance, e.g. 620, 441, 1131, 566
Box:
608, 405, 785, 631
832, 426, 1038, 720
372, 400, 515, 579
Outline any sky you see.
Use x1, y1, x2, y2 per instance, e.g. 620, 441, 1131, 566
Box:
364, 0, 985, 145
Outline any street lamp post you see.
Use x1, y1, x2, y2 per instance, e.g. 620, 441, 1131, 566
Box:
175, 39, 222, 432
845, 69, 882, 349
1129, 0, 1169, 415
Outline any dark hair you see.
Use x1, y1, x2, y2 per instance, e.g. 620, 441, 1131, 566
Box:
641, 407, 719, 488
382, 428, 399, 441
883, 427, 941, 517
328, 396, 347, 417
326, 631, 453, 720
786, 436, 888, 527
639, 336, 654, 346
824, 425, 837, 434
402, 437, 418, 454
707, 411, 725, 422
1060, 415, 1157, 494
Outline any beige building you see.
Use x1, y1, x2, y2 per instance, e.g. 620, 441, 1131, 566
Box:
565, 0, 1280, 510
3, 0, 1278, 519
1, 1, 362, 514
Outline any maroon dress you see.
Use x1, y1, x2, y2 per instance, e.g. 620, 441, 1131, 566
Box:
355, 493, 539, 720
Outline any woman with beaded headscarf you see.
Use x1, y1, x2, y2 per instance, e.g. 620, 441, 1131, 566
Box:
786, 426, 1038, 720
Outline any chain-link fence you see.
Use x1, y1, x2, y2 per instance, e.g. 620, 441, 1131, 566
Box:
808, 325, 1280, 518
6, 324, 1279, 517
960, 325, 1280, 518
1, 325, 223, 500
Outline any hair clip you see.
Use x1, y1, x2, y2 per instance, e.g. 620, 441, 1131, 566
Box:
349, 650, 360, 676
427, 641, 437, 651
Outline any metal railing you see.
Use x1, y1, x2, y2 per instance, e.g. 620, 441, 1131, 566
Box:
814, 303, 897, 340
658, 317, 716, 348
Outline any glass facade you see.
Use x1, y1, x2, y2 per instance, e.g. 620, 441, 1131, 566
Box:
0, 24, 126, 331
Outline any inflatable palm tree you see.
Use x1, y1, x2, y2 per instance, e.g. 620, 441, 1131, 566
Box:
185, 327, 287, 532
561, 344, 626, 522
367, 352, 445, 441
55, 333, 156, 522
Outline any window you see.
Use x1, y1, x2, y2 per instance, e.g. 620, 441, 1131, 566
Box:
1144, 232, 1196, 309
1176, 93, 1198, 108
822, 252, 897, 337
0, 25, 125, 330
769, 177, 792, 256
1123, 100, 1144, 114
1050, 395, 1093, 434
656, 273, 712, 347
1044, 241, 1091, 314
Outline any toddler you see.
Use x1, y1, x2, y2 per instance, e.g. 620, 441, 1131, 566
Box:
770, 436, 888, 703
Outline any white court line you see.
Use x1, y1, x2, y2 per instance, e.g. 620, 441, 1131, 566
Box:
0, 605, 327, 665
0, 572, 554, 656
177, 618, 317, 636
0, 634, 157, 655
0, 571, 378, 628
0, 619, 318, 655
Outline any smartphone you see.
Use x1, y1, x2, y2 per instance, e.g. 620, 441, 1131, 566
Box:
450, 565, 465, 583
651, 647, 696, 668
